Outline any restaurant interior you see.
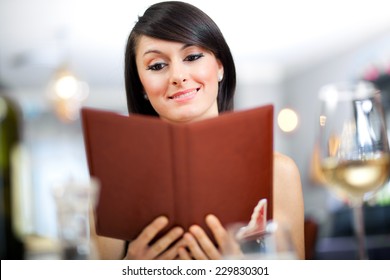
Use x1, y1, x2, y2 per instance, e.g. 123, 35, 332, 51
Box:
1, 0, 390, 260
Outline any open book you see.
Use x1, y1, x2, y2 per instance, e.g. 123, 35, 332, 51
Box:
81, 105, 274, 241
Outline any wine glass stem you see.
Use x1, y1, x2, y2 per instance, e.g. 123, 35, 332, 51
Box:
352, 203, 368, 260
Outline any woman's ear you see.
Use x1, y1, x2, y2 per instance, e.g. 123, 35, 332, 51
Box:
217, 61, 224, 82
141, 89, 149, 100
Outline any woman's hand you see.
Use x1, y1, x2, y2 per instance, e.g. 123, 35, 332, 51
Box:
124, 216, 184, 260
178, 214, 242, 260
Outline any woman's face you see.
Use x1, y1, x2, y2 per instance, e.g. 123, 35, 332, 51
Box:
135, 36, 224, 123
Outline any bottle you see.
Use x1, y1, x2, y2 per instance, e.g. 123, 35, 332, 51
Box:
0, 93, 24, 259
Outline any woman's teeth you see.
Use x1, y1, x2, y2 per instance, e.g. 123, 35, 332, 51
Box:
172, 89, 197, 99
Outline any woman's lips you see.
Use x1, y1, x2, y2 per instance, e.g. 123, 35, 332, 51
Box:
169, 88, 200, 100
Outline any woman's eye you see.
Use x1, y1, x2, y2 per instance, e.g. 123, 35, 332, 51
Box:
147, 63, 167, 71
185, 53, 204, 62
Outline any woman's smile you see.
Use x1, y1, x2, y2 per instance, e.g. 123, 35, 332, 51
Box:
169, 88, 200, 101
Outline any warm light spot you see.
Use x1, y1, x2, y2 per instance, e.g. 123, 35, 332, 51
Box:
278, 108, 299, 132
47, 67, 89, 122
319, 115, 327, 126
54, 75, 79, 99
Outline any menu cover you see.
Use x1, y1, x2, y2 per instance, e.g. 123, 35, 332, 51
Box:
81, 105, 274, 241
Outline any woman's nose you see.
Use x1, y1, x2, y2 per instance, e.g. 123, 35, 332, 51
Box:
169, 63, 187, 86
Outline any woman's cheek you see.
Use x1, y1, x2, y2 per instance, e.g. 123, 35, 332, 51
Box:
143, 76, 165, 97
195, 64, 218, 85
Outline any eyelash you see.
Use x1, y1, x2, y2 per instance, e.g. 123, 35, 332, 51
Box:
185, 53, 204, 62
146, 63, 166, 71
146, 53, 204, 71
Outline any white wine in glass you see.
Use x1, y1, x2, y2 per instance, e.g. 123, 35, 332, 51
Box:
318, 81, 390, 259
321, 155, 390, 199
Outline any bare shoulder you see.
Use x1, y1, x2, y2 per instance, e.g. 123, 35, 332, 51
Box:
272, 151, 305, 259
274, 152, 296, 168
272, 151, 302, 197
273, 151, 300, 179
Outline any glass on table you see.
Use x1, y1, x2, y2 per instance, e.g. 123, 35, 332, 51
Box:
52, 178, 99, 260
317, 80, 390, 259
224, 220, 297, 260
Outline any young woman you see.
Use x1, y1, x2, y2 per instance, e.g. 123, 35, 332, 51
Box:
91, 1, 304, 260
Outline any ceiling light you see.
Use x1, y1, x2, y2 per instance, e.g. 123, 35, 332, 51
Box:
47, 66, 89, 123
278, 108, 299, 133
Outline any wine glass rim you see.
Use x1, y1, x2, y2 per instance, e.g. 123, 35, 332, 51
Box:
318, 80, 379, 101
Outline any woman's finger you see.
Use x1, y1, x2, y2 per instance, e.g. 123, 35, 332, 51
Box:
183, 232, 209, 260
177, 247, 192, 260
125, 216, 169, 259
205, 214, 227, 247
146, 226, 184, 259
205, 214, 241, 256
138, 216, 169, 245
189, 225, 221, 259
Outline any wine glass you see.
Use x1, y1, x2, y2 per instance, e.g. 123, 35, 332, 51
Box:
224, 221, 297, 260
52, 178, 100, 259
317, 80, 390, 259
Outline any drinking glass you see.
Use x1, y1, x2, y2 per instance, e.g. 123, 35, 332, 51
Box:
317, 81, 390, 259
224, 221, 297, 260
52, 178, 99, 259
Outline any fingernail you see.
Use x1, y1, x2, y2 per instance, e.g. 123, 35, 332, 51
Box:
189, 225, 201, 234
184, 232, 193, 241
157, 216, 169, 225
206, 214, 217, 223
175, 227, 184, 235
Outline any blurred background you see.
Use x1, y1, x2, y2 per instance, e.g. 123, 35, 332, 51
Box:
1, 0, 390, 259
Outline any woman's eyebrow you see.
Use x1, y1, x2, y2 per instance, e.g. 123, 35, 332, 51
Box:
143, 49, 162, 57
181, 44, 195, 50
142, 44, 196, 57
